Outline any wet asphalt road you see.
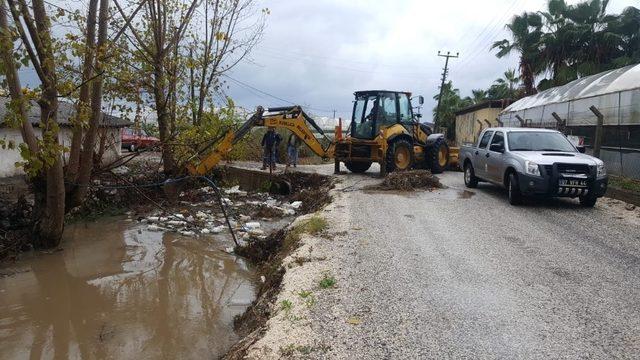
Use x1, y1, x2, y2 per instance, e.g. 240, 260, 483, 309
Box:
315, 169, 640, 359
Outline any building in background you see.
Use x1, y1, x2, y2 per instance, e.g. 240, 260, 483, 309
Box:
0, 98, 131, 178
499, 63, 640, 179
454, 99, 512, 147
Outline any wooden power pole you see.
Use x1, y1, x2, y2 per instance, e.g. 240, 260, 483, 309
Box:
434, 51, 458, 131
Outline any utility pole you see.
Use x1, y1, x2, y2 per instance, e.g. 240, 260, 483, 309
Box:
434, 51, 459, 131
333, 109, 336, 120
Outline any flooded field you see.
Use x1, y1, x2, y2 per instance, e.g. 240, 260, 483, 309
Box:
0, 217, 256, 359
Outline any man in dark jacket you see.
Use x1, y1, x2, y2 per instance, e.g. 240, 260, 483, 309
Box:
261, 127, 281, 170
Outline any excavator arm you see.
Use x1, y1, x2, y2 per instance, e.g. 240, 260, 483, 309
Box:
185, 106, 335, 176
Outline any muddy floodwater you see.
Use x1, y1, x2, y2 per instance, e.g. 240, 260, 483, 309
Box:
0, 217, 256, 359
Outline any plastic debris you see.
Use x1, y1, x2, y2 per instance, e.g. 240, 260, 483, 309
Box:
244, 222, 261, 230
147, 224, 162, 231
212, 225, 226, 233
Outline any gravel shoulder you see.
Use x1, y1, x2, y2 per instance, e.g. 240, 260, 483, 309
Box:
241, 164, 640, 359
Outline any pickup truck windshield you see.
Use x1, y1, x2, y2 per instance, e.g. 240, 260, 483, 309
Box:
508, 132, 576, 152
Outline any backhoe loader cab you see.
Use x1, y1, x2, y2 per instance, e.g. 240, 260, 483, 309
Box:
334, 90, 451, 175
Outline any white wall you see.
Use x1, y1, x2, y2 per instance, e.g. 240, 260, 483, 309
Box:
0, 127, 123, 178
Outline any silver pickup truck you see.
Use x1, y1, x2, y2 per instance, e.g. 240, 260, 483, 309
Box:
459, 127, 608, 206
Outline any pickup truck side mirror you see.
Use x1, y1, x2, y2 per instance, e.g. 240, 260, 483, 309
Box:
490, 143, 505, 153
576, 145, 586, 153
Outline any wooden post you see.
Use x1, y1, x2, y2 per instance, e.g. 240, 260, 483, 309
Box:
589, 105, 603, 158
515, 115, 525, 127
551, 112, 565, 131
476, 119, 483, 140
484, 119, 492, 128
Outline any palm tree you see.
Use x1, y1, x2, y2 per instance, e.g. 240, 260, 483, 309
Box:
471, 89, 487, 104
492, 12, 544, 96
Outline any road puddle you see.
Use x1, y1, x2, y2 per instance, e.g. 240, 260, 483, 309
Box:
0, 216, 256, 359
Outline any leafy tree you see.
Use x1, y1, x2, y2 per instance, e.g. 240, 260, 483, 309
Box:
433, 81, 472, 139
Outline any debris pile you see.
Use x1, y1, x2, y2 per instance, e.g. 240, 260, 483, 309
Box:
376, 170, 443, 191
138, 184, 306, 242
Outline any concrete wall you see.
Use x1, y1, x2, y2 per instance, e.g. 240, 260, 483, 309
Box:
455, 107, 503, 147
0, 127, 123, 178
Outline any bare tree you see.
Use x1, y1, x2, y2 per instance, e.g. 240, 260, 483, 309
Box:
190, 0, 266, 125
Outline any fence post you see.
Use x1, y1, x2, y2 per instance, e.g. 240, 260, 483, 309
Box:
589, 105, 604, 158
551, 112, 566, 132
476, 119, 483, 140
515, 115, 525, 127
484, 119, 492, 128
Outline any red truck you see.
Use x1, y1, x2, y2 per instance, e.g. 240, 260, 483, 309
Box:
121, 128, 160, 152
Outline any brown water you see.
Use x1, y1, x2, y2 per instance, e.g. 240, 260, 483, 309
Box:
0, 217, 256, 359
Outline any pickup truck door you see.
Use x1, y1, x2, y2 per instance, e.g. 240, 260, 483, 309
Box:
474, 130, 493, 179
486, 131, 506, 182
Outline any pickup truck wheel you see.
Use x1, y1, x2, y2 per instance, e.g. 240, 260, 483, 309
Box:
345, 161, 372, 173
385, 138, 414, 173
507, 173, 523, 205
426, 137, 449, 174
464, 163, 478, 188
579, 194, 598, 207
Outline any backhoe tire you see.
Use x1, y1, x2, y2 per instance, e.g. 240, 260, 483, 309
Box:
385, 138, 414, 173
345, 161, 372, 173
464, 162, 478, 188
426, 137, 449, 174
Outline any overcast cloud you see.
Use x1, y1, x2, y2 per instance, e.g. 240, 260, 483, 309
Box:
225, 0, 635, 121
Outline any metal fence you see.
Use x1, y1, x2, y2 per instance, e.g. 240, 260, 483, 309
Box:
499, 87, 640, 180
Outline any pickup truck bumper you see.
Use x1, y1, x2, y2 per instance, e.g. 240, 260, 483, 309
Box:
517, 172, 608, 198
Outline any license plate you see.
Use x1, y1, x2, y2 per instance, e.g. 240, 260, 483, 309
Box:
559, 179, 587, 187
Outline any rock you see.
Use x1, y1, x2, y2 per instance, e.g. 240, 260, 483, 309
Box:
249, 229, 265, 236
224, 247, 234, 253
260, 275, 266, 283
283, 208, 295, 216
245, 221, 261, 230
625, 203, 636, 211
212, 225, 226, 233
174, 214, 185, 219
201, 228, 210, 234
167, 220, 186, 226
186, 216, 195, 222
147, 216, 160, 222
111, 166, 130, 175
239, 214, 251, 221
288, 201, 303, 209
196, 211, 208, 219
147, 224, 162, 231
180, 230, 195, 236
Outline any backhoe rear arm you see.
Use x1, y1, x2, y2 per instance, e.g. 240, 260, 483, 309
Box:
186, 106, 334, 176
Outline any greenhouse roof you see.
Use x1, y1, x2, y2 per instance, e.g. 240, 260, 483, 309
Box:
502, 64, 640, 113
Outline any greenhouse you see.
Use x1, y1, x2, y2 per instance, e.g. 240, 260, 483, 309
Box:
499, 64, 640, 179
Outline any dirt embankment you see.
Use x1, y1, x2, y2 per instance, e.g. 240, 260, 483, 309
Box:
224, 173, 334, 360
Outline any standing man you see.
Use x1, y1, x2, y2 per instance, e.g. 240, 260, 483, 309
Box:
261, 127, 281, 171
286, 133, 300, 167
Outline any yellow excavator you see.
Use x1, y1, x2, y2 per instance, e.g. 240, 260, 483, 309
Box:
185, 90, 456, 177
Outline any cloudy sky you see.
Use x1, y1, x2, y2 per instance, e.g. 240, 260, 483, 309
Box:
224, 0, 635, 121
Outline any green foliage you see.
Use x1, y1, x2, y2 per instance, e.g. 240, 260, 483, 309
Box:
319, 273, 337, 289
493, 0, 640, 93
280, 299, 293, 313
433, 81, 472, 138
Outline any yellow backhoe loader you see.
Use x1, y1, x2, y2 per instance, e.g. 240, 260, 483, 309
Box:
185, 90, 456, 177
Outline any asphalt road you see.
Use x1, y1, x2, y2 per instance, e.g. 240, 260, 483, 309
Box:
313, 168, 640, 359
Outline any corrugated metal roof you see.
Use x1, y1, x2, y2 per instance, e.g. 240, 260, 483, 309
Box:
0, 97, 131, 128
502, 63, 640, 113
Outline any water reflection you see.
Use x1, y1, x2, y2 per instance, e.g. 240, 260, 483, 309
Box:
0, 217, 255, 359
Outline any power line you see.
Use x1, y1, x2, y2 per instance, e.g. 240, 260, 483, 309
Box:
222, 74, 338, 114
